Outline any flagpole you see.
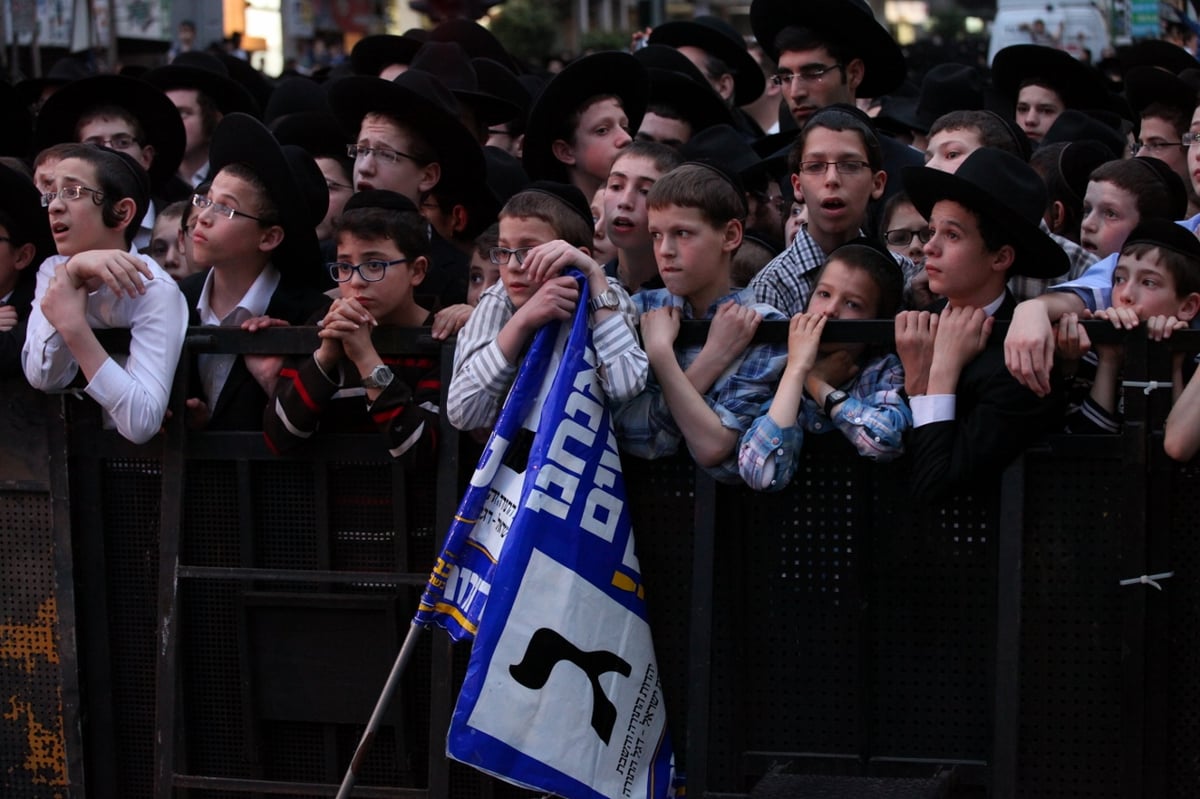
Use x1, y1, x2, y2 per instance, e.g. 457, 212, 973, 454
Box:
335, 621, 427, 799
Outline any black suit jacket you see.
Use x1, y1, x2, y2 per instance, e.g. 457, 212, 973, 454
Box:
908, 294, 1066, 503
179, 268, 332, 431
1, 274, 35, 380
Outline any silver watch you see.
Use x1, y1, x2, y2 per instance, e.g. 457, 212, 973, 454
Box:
587, 288, 620, 313
361, 364, 394, 389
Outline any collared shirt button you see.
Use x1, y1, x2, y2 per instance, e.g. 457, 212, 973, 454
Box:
854, 417, 863, 423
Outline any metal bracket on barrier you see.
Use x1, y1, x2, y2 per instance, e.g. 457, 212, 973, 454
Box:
1122, 380, 1172, 395
1119, 571, 1175, 590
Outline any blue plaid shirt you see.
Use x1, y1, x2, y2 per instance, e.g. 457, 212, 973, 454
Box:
738, 353, 911, 491
612, 287, 789, 484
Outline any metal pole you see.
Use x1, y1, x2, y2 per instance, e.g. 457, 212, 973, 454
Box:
334, 621, 428, 799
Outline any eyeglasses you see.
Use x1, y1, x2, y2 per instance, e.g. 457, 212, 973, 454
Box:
1181, 132, 1200, 147
750, 190, 786, 210
770, 64, 844, 87
489, 246, 533, 266
884, 227, 933, 246
347, 143, 425, 166
41, 184, 104, 207
325, 179, 354, 193
797, 160, 872, 176
83, 134, 140, 150
328, 258, 407, 282
191, 193, 265, 223
1130, 139, 1184, 155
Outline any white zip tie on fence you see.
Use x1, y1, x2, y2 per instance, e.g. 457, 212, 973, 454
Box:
1122, 380, 1172, 395
1119, 571, 1175, 590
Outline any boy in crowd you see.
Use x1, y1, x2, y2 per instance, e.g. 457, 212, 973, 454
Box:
178, 113, 331, 430
1006, 157, 1190, 396
739, 241, 911, 491
613, 162, 788, 484
1057, 220, 1200, 433
751, 105, 910, 316
145, 199, 194, 281
894, 148, 1068, 502
602, 140, 683, 294
0, 164, 54, 378
22, 145, 187, 444
467, 223, 501, 306
448, 181, 647, 431
522, 51, 647, 202
264, 190, 440, 458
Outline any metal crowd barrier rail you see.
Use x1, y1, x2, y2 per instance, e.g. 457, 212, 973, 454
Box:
3, 322, 1199, 799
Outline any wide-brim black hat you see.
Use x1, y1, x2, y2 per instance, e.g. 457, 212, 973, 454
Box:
1124, 65, 1199, 118
144, 52, 260, 117
430, 19, 521, 75
0, 163, 53, 261
1041, 109, 1126, 160
1057, 139, 1117, 206
208, 113, 328, 281
34, 74, 186, 189
750, 0, 905, 97
472, 57, 532, 121
649, 15, 764, 106
350, 33, 423, 76
523, 51, 648, 182
327, 69, 485, 192
902, 149, 1067, 279
682, 123, 770, 186
263, 76, 329, 126
635, 45, 734, 134
914, 64, 984, 131
215, 52, 274, 112
0, 81, 32, 158
1117, 39, 1199, 76
991, 45, 1112, 112
14, 55, 95, 109
270, 111, 351, 160
412, 41, 521, 128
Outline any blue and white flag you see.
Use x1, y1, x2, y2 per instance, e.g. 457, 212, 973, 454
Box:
415, 274, 673, 798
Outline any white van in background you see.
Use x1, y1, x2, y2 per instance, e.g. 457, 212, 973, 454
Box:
988, 2, 1112, 64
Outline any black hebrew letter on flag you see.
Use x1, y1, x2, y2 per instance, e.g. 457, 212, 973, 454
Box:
508, 627, 632, 744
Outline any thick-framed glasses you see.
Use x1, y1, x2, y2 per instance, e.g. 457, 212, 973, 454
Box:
41, 184, 104, 207
83, 134, 140, 149
191, 193, 265, 223
797, 160, 871, 176
328, 258, 407, 283
1179, 132, 1200, 147
489, 246, 533, 266
770, 63, 844, 87
1130, 139, 1184, 155
347, 143, 424, 166
884, 227, 933, 246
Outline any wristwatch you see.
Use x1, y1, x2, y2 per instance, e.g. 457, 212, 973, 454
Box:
361, 364, 394, 390
823, 389, 849, 417
587, 288, 620, 314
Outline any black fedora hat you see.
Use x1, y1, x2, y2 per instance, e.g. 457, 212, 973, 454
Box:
430, 19, 521, 75
327, 68, 485, 192
648, 15, 765, 106
350, 33, 423, 77
15, 55, 96, 110
1057, 139, 1115, 206
411, 42, 521, 128
0, 81, 32, 158
913, 64, 984, 131
215, 51, 274, 112
271, 111, 352, 160
472, 57, 532, 121
262, 76, 329, 126
991, 45, 1112, 112
1041, 110, 1126, 160
208, 113, 328, 282
1117, 39, 1199, 76
750, 0, 906, 97
902, 148, 1068, 279
682, 123, 764, 178
523, 51, 648, 182
144, 51, 260, 117
1124, 65, 1199, 119
34, 74, 186, 189
0, 163, 53, 260
634, 45, 734, 135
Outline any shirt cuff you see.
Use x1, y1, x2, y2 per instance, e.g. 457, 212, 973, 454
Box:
910, 393, 956, 426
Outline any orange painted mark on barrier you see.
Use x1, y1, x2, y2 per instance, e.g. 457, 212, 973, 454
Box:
0, 597, 59, 672
3, 690, 67, 786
